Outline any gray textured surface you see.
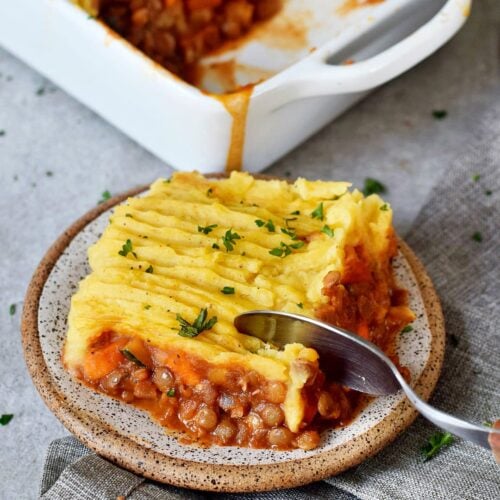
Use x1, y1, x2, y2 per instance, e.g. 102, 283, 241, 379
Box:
0, 1, 499, 498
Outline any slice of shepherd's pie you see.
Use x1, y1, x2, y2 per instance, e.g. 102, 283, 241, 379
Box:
63, 171, 414, 450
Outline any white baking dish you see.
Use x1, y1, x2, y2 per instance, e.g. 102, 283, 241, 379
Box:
0, 0, 471, 173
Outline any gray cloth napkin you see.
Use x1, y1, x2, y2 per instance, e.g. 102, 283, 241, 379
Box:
39, 106, 500, 500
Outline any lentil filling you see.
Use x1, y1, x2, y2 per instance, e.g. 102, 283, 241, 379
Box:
91, 0, 283, 82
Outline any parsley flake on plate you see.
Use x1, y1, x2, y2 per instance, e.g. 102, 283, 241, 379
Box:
281, 227, 298, 239
98, 190, 111, 204
432, 110, 448, 120
118, 239, 136, 258
222, 229, 241, 252
255, 219, 275, 232
177, 308, 217, 338
311, 202, 324, 221
120, 349, 146, 367
198, 224, 217, 235
472, 232, 483, 243
321, 225, 335, 238
421, 431, 454, 461
363, 178, 386, 197
401, 325, 413, 333
0, 414, 14, 426
269, 241, 304, 258
9, 304, 16, 316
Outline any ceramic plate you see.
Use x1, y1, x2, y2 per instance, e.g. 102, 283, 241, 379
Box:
22, 185, 445, 492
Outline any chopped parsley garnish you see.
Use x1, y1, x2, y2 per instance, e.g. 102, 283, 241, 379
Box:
472, 231, 483, 243
166, 388, 176, 397
472, 173, 481, 182
421, 431, 454, 461
46, 170, 53, 177
120, 349, 145, 367
176, 308, 217, 338
363, 178, 386, 196
125, 213, 133, 218
212, 243, 220, 250
432, 110, 448, 120
144, 304, 151, 310
145, 265, 153, 274
281, 227, 298, 239
0, 414, 14, 426
269, 241, 304, 258
98, 190, 111, 204
290, 210, 300, 215
221, 286, 235, 295
198, 224, 217, 235
380, 204, 389, 211
255, 219, 275, 232
483, 421, 493, 428
9, 304, 16, 316
311, 203, 324, 221
118, 239, 136, 258
206, 188, 213, 197
401, 325, 413, 333
297, 302, 304, 309
321, 225, 334, 238
222, 229, 241, 252
163, 178, 171, 184
332, 192, 347, 201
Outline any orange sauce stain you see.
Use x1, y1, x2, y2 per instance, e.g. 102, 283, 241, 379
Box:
213, 86, 254, 173
337, 0, 385, 16
207, 10, 311, 56
252, 13, 310, 51
191, 59, 275, 93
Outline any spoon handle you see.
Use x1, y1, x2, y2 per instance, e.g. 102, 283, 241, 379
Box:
396, 374, 499, 450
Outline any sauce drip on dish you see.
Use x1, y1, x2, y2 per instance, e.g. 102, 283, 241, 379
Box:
215, 86, 253, 172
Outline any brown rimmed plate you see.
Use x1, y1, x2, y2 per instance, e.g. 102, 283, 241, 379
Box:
22, 182, 445, 492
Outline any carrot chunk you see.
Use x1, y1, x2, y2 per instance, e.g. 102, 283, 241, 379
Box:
83, 340, 126, 381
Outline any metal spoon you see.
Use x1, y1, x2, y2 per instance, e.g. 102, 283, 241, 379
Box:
234, 310, 499, 450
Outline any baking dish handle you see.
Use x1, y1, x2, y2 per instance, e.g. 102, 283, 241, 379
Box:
258, 0, 470, 107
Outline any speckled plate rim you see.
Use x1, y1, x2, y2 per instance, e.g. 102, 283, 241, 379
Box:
21, 182, 445, 493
